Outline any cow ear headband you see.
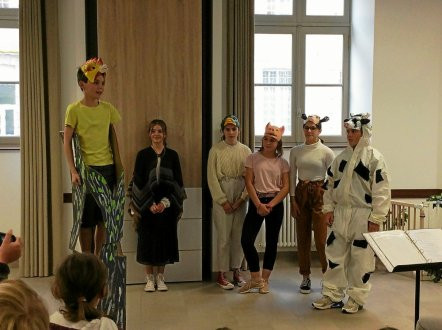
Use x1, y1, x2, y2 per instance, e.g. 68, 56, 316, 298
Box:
80, 57, 108, 83
344, 113, 371, 130
301, 114, 329, 126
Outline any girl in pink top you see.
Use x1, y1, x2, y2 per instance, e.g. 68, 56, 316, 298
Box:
239, 123, 290, 294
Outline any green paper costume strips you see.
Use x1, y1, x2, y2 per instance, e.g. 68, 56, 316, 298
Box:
86, 166, 125, 245
67, 128, 127, 330
70, 133, 86, 250
99, 247, 126, 328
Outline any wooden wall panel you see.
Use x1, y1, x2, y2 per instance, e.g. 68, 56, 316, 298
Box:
97, 0, 202, 187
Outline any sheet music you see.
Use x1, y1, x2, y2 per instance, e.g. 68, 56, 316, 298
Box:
372, 230, 426, 267
363, 230, 427, 272
406, 229, 442, 262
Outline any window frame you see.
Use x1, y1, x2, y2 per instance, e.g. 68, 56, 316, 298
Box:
0, 6, 19, 149
298, 26, 350, 144
254, 26, 297, 140
299, 0, 351, 25
254, 0, 351, 147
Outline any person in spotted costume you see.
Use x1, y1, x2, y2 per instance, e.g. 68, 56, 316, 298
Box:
312, 113, 391, 314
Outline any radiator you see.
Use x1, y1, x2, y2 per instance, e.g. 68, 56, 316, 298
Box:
256, 198, 442, 251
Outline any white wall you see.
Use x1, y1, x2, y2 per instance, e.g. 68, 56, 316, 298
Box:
372, 0, 442, 189
0, 151, 20, 235
58, 0, 86, 255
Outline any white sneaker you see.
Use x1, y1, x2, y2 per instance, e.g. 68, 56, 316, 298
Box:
217, 272, 234, 290
156, 273, 168, 291
144, 274, 155, 292
342, 297, 363, 314
312, 296, 344, 310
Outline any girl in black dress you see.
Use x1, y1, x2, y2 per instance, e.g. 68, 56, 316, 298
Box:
129, 119, 185, 292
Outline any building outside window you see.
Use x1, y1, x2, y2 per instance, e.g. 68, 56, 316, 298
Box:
0, 0, 19, 148
254, 0, 350, 144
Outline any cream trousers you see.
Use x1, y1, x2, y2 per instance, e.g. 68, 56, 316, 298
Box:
212, 177, 247, 272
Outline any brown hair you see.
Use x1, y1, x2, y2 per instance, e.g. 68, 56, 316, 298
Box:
76, 68, 106, 90
0, 279, 49, 330
259, 139, 284, 157
147, 119, 168, 146
52, 253, 108, 323
303, 121, 323, 130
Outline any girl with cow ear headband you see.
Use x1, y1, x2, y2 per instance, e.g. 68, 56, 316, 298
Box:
289, 114, 335, 294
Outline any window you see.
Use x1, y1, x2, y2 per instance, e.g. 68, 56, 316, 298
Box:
0, 0, 19, 148
254, 0, 350, 144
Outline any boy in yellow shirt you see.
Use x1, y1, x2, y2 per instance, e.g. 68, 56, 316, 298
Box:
63, 58, 121, 255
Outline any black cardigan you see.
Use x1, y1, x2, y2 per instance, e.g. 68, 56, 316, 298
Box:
130, 147, 185, 219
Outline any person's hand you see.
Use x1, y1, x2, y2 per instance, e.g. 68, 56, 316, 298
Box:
324, 212, 334, 227
156, 202, 165, 214
0, 230, 22, 264
368, 221, 380, 232
222, 202, 234, 214
150, 203, 158, 214
256, 203, 271, 216
231, 199, 244, 212
290, 200, 300, 219
71, 171, 81, 186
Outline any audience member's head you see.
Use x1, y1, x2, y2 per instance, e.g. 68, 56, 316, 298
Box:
0, 279, 49, 330
52, 253, 108, 322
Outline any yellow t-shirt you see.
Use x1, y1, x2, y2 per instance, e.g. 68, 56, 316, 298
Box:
65, 100, 121, 165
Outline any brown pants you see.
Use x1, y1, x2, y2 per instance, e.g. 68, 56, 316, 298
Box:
294, 180, 328, 276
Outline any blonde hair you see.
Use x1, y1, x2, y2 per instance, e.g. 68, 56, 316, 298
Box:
0, 279, 49, 330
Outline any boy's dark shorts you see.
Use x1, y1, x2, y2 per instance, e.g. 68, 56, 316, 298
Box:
81, 164, 116, 228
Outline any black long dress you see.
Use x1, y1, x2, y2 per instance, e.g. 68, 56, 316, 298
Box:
131, 146, 185, 266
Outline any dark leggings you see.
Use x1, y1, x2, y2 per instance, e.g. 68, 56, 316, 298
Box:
241, 197, 284, 272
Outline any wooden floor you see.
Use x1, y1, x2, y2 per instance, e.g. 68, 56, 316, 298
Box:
18, 253, 442, 330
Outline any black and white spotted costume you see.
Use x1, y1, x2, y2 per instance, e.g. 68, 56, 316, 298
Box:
321, 116, 391, 306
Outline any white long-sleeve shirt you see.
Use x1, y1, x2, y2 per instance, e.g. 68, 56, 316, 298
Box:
207, 140, 251, 205
289, 140, 335, 197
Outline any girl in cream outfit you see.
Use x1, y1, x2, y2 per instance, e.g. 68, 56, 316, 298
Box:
207, 115, 251, 289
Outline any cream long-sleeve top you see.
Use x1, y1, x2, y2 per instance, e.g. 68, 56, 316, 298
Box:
322, 125, 391, 226
207, 140, 252, 205
289, 140, 335, 197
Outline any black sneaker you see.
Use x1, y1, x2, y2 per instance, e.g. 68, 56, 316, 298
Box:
300, 277, 311, 294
